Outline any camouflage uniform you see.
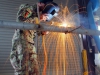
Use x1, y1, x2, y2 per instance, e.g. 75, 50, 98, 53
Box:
10, 4, 39, 75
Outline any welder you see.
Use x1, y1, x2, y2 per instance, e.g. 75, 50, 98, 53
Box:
10, 0, 59, 75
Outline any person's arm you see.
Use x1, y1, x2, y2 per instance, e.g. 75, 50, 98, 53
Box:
10, 29, 23, 71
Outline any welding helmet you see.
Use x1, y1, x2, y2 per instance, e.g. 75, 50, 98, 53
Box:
39, 0, 53, 3
41, 2, 59, 21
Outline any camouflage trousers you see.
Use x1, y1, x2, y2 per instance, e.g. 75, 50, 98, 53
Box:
10, 29, 39, 75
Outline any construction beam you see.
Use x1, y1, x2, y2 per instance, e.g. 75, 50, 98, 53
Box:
0, 20, 100, 35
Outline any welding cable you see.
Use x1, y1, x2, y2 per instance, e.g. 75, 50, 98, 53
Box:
37, 3, 40, 22
35, 3, 41, 54
42, 35, 48, 75
65, 25, 82, 34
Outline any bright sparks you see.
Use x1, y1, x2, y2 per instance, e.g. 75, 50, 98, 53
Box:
37, 4, 83, 75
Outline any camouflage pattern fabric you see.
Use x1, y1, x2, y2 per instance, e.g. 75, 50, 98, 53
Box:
16, 4, 37, 22
10, 4, 39, 75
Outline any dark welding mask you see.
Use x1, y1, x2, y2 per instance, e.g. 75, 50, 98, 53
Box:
42, 2, 59, 21
39, 0, 53, 3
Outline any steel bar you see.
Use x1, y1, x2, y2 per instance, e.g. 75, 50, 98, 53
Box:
0, 20, 100, 35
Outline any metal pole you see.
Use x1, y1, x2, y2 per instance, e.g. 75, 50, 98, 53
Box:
0, 20, 100, 35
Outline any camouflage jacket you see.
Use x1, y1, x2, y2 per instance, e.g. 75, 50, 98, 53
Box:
10, 4, 39, 75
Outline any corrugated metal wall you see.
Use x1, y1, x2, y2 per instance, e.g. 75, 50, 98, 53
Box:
0, 0, 37, 75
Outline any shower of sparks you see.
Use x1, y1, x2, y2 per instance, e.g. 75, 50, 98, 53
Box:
37, 3, 84, 75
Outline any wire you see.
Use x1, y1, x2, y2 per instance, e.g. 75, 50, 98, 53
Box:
69, 25, 82, 33
65, 25, 82, 34
37, 3, 40, 22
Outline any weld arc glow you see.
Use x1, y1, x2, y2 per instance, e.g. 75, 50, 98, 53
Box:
60, 23, 68, 27
62, 23, 67, 27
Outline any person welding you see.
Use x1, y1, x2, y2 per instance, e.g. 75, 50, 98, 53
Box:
10, 0, 59, 75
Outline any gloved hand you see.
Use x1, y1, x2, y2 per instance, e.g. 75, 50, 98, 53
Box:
34, 17, 49, 35
41, 31, 49, 35
40, 14, 49, 21
37, 31, 49, 36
